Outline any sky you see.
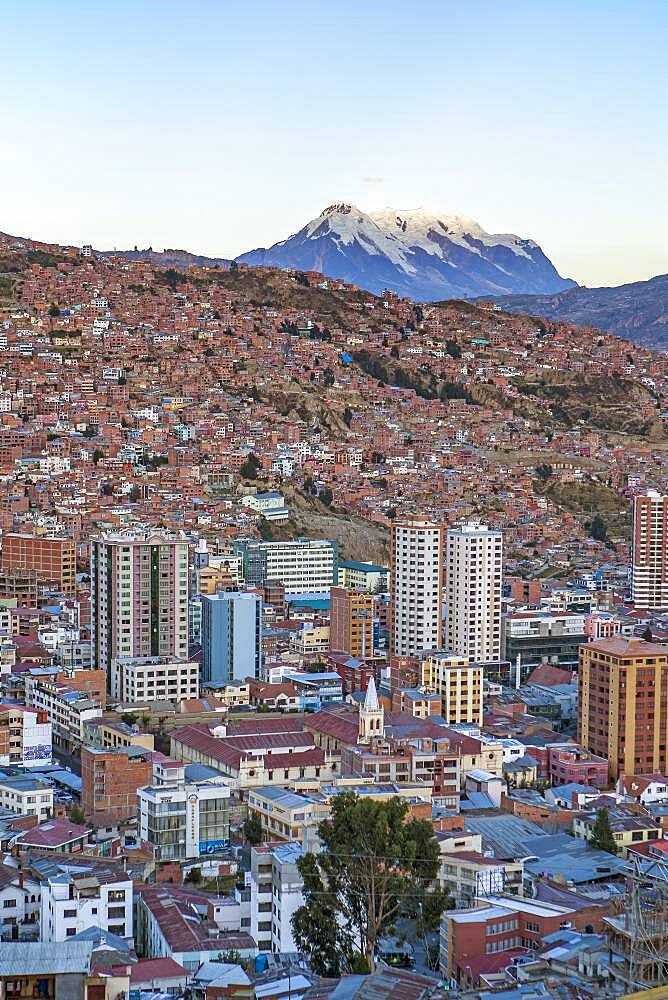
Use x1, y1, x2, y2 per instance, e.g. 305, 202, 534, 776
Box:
2, 1, 667, 287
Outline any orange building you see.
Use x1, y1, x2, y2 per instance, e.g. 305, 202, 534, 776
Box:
579, 637, 668, 780
329, 586, 374, 658
1, 533, 76, 595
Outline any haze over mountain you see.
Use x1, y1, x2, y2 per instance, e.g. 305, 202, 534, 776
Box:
484, 273, 668, 350
236, 203, 576, 300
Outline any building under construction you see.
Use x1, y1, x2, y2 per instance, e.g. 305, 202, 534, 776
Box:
604, 855, 668, 990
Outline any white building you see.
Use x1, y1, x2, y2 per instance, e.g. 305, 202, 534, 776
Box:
446, 523, 502, 662
390, 518, 444, 657
24, 673, 100, 752
138, 763, 231, 861
233, 538, 337, 597
250, 842, 304, 954
240, 492, 289, 522
631, 491, 668, 609
110, 655, 200, 703
40, 864, 133, 942
0, 775, 53, 820
0, 865, 40, 941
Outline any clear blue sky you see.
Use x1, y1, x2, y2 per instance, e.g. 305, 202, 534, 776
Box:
3, 1, 666, 286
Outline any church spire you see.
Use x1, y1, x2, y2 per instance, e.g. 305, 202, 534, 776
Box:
359, 675, 384, 743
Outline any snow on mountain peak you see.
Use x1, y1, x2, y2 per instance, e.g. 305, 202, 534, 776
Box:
305, 203, 416, 272
237, 200, 575, 300
369, 206, 537, 260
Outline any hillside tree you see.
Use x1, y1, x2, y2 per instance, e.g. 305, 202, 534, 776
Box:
292, 793, 448, 976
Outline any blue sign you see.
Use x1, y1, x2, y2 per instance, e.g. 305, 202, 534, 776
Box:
199, 839, 229, 855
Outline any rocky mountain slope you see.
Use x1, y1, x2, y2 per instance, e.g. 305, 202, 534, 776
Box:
484, 273, 668, 350
236, 203, 576, 300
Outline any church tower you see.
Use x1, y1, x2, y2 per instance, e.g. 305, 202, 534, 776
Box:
358, 675, 384, 743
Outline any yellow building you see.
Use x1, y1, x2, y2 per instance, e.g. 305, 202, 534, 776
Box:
422, 651, 483, 725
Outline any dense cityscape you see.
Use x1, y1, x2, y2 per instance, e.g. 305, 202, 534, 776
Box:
2, 0, 668, 996
0, 224, 667, 999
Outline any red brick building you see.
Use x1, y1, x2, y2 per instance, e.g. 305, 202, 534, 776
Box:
81, 745, 153, 821
442, 894, 606, 985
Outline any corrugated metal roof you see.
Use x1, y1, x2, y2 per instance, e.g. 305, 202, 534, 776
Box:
0, 940, 94, 975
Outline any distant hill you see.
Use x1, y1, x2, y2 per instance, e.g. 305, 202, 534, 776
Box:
236, 203, 576, 300
98, 247, 231, 269
483, 273, 668, 350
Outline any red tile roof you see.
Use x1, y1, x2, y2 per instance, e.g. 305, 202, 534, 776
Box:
129, 958, 188, 984
527, 664, 575, 687
15, 818, 91, 848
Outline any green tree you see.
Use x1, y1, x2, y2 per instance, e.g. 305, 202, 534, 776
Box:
589, 514, 608, 542
292, 793, 447, 976
92, 449, 103, 465
239, 453, 261, 479
641, 625, 653, 642
534, 463, 552, 481
188, 866, 202, 884
68, 806, 86, 825
588, 807, 617, 854
48, 303, 60, 318
445, 339, 461, 359
244, 812, 263, 846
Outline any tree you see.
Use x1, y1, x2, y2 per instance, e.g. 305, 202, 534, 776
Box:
445, 339, 461, 359
589, 514, 608, 543
188, 866, 202, 884
244, 812, 263, 846
343, 405, 353, 427
68, 806, 86, 825
588, 807, 617, 854
534, 463, 552, 482
48, 303, 60, 318
239, 453, 261, 479
642, 625, 653, 642
92, 449, 103, 465
292, 793, 447, 976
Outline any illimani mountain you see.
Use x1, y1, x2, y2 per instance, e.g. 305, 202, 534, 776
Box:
482, 273, 668, 350
235, 203, 576, 300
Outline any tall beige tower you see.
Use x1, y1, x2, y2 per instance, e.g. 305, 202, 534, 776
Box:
390, 518, 444, 658
446, 523, 502, 662
632, 491, 668, 609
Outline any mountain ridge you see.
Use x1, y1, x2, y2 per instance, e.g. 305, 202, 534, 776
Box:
481, 273, 668, 350
235, 202, 576, 300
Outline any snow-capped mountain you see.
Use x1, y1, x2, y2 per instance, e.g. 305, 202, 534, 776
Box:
236, 203, 576, 300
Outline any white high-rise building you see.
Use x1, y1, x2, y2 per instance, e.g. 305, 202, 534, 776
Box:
446, 523, 502, 662
91, 531, 190, 673
631, 491, 668, 609
390, 518, 444, 658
